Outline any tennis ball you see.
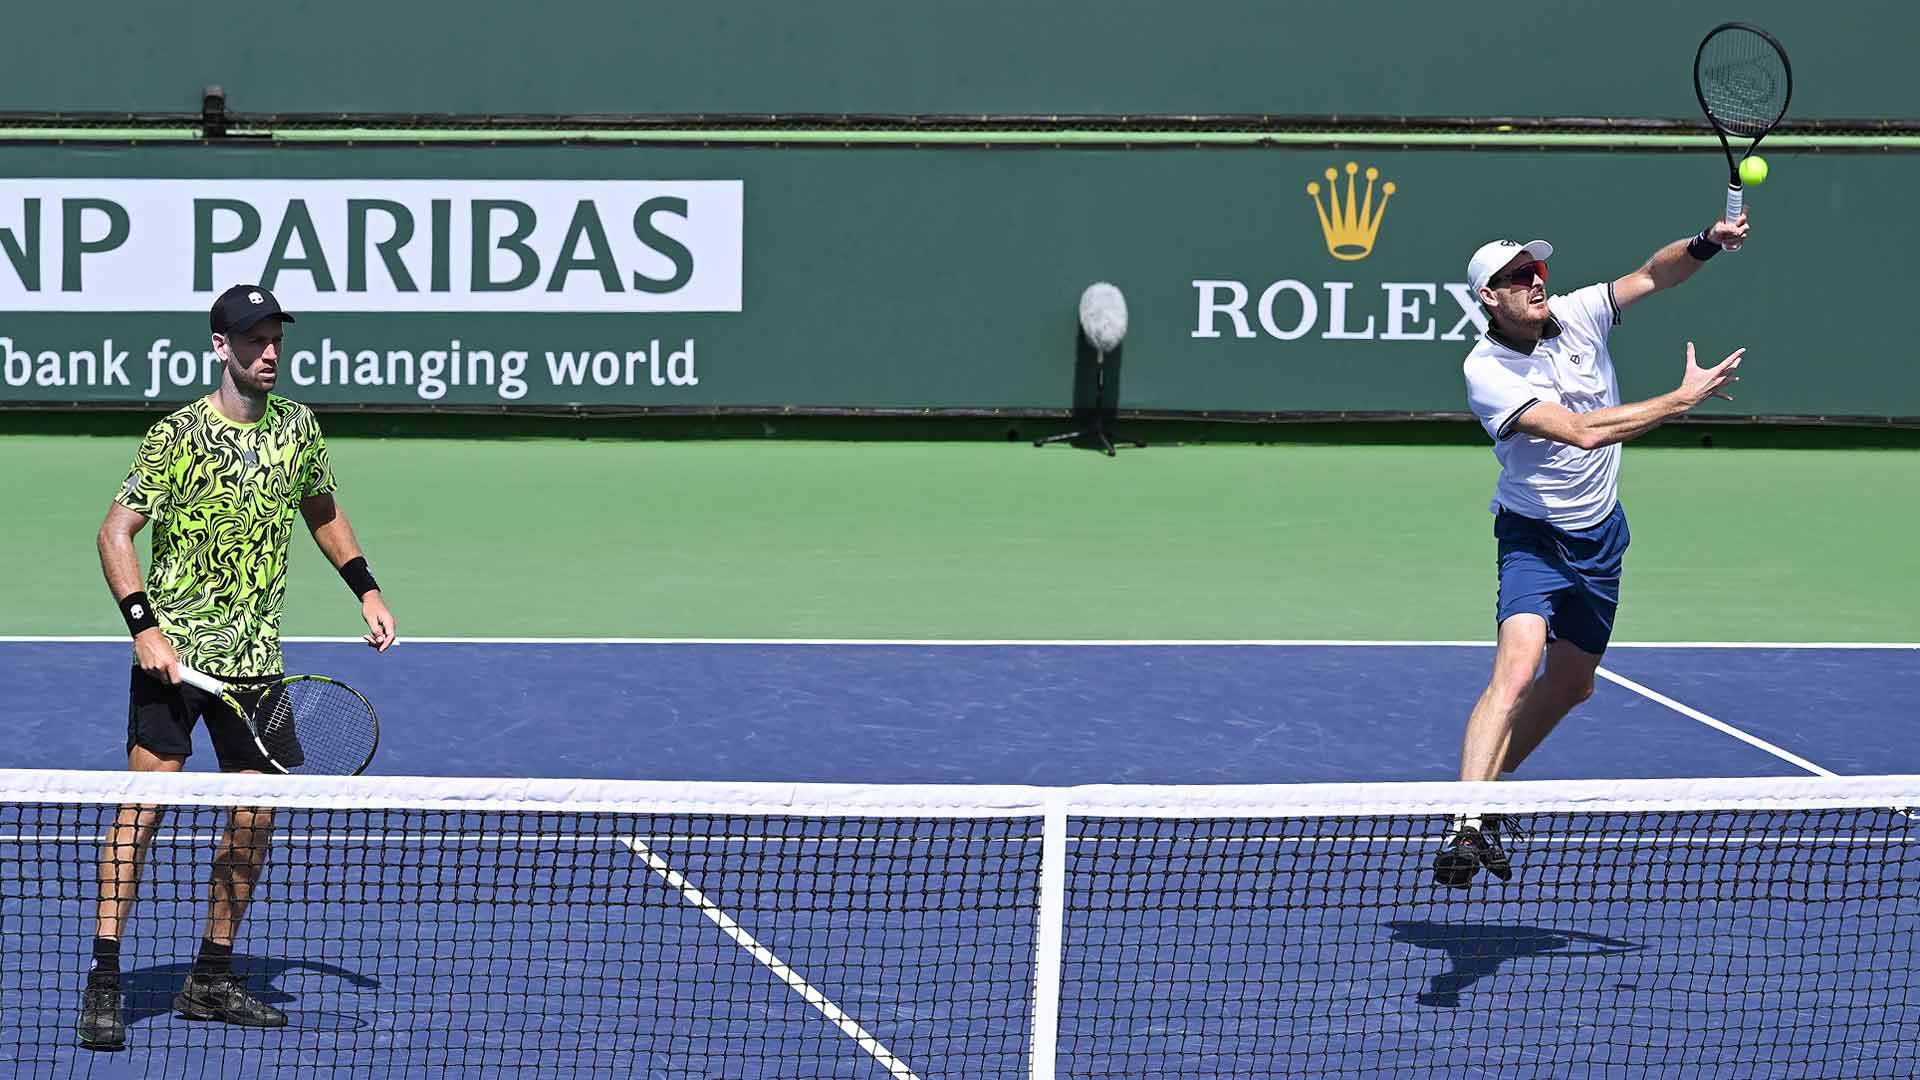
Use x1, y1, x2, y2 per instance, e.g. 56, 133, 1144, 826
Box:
1739, 156, 1769, 186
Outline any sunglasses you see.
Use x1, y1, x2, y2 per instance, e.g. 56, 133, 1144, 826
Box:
1490, 260, 1548, 288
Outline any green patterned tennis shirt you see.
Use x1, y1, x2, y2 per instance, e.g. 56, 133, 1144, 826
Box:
115, 395, 336, 677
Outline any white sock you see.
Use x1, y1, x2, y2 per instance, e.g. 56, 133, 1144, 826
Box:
1450, 813, 1483, 835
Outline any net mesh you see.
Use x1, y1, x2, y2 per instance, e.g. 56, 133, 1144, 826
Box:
2, 769, 1916, 1078
1697, 28, 1791, 137
1061, 808, 1915, 1079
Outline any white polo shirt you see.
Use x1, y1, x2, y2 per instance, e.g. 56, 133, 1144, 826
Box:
1462, 282, 1623, 530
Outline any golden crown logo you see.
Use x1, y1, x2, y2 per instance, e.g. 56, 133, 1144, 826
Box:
1307, 162, 1396, 261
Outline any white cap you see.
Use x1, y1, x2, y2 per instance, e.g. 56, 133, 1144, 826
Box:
1467, 238, 1554, 294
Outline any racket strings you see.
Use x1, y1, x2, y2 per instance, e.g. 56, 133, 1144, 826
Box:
256, 680, 379, 776
1698, 32, 1789, 136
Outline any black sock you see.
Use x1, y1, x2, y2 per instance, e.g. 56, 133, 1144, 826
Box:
87, 937, 122, 990
192, 938, 232, 978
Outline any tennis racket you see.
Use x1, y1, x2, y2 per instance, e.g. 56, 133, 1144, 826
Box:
1693, 22, 1791, 252
178, 664, 381, 776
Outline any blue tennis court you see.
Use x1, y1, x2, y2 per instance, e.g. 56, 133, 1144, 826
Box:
9, 639, 1919, 782
2, 639, 1917, 1078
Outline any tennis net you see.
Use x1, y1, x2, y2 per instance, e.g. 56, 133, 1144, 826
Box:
2, 768, 1916, 1078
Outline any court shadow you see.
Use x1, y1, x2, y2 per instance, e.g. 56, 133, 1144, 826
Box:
118, 955, 378, 1028
1386, 920, 1641, 1008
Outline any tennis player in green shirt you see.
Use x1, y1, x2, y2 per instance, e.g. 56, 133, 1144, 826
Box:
78, 284, 398, 1051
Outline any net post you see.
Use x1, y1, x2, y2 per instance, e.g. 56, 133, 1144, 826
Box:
1031, 790, 1069, 1080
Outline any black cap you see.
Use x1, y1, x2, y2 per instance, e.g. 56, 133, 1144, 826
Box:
209, 284, 297, 336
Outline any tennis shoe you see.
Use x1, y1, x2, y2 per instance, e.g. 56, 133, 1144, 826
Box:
77, 986, 126, 1050
174, 973, 287, 1027
1479, 815, 1522, 882
1432, 826, 1488, 888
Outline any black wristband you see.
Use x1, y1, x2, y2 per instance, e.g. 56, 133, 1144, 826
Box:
1687, 228, 1722, 262
339, 556, 380, 599
118, 592, 160, 637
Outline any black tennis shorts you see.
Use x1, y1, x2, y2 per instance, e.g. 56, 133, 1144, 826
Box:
126, 666, 279, 772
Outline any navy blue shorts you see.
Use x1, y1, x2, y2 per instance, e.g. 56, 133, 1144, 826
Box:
1494, 503, 1630, 655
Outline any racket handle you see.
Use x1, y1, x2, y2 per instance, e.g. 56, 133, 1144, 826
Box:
1723, 183, 1744, 252
176, 664, 226, 695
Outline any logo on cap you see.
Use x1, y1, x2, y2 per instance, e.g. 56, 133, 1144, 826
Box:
248, 291, 264, 305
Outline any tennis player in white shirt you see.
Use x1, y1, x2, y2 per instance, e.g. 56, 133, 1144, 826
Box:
1437, 214, 1750, 888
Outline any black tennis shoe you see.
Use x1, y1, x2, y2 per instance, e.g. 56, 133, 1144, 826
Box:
1432, 826, 1488, 888
173, 973, 287, 1028
77, 986, 126, 1051
1479, 815, 1521, 882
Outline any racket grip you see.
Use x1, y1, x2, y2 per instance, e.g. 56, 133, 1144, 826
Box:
176, 664, 226, 694
1723, 184, 1744, 252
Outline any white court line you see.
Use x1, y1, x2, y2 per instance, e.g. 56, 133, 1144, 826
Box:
4, 635, 1917, 648
623, 837, 923, 1080
1596, 667, 1838, 778
1604, 642, 1920, 650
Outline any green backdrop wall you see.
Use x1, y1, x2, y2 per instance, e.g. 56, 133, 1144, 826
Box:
3, 2, 1909, 120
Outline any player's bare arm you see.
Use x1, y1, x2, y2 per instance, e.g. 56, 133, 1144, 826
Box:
96, 501, 181, 681
301, 493, 397, 652
1612, 213, 1752, 313
1512, 343, 1744, 450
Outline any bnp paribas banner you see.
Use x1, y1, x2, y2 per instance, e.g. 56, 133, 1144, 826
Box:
0, 146, 1914, 418
0, 177, 739, 404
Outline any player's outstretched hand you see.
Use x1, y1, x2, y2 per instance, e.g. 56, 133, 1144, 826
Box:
1678, 342, 1744, 408
1707, 210, 1750, 250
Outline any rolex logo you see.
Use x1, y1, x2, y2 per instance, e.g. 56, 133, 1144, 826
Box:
1306, 162, 1396, 261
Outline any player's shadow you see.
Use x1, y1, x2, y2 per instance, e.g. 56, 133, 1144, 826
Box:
119, 955, 378, 1031
1386, 920, 1642, 1008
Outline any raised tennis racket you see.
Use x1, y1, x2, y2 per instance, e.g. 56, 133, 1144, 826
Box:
1693, 22, 1791, 252
178, 664, 381, 776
